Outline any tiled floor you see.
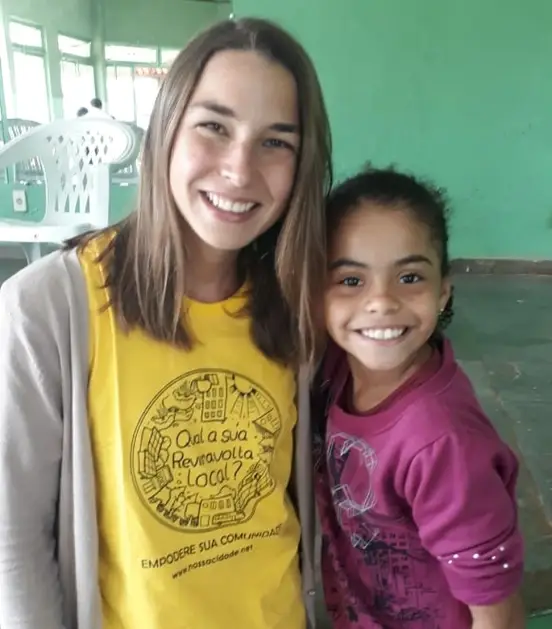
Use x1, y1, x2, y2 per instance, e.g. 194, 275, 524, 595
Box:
449, 274, 552, 619
1, 259, 552, 625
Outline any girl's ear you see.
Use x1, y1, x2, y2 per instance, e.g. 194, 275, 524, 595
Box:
439, 276, 452, 313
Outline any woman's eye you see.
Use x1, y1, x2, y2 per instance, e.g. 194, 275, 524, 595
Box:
264, 138, 295, 151
400, 273, 422, 284
198, 122, 225, 134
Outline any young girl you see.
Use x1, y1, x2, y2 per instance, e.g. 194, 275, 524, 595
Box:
314, 167, 525, 629
0, 18, 332, 629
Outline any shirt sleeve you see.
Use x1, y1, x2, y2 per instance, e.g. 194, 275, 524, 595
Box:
0, 272, 66, 628
403, 431, 524, 606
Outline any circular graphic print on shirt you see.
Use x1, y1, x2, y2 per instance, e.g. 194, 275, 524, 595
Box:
131, 369, 282, 532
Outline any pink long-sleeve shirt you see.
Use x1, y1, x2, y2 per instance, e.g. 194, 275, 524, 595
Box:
314, 338, 524, 629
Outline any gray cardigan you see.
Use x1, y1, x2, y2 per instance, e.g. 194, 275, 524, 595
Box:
0, 250, 317, 628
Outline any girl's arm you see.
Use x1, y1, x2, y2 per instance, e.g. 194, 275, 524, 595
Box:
404, 431, 524, 620
470, 591, 525, 628
0, 273, 66, 628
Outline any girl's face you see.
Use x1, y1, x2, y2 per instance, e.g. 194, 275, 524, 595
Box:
324, 202, 451, 376
169, 50, 300, 253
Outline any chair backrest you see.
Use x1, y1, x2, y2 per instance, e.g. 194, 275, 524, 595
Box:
5, 118, 43, 182
6, 117, 40, 139
0, 117, 138, 227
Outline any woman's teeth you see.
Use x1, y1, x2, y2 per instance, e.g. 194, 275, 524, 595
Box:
205, 192, 256, 214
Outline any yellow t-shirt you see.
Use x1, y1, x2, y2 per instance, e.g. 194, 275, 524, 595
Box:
79, 237, 305, 629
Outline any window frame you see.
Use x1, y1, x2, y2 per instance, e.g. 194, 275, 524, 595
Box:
8, 20, 44, 51
57, 32, 93, 62
103, 43, 179, 125
8, 20, 51, 122
104, 43, 158, 65
56, 32, 96, 118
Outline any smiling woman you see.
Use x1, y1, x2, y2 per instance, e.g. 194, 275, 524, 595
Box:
0, 17, 332, 629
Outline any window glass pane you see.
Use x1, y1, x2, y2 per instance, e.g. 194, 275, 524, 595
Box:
105, 44, 157, 64
13, 52, 49, 122
61, 61, 95, 117
58, 35, 91, 58
134, 75, 159, 129
106, 66, 135, 121
9, 22, 43, 48
161, 48, 180, 66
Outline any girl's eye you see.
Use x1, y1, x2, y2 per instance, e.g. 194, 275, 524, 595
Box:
339, 276, 361, 287
400, 273, 422, 284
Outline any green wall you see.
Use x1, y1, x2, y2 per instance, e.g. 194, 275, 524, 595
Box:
233, 0, 552, 260
104, 0, 231, 48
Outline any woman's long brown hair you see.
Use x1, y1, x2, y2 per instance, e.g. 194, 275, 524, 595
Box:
68, 18, 333, 368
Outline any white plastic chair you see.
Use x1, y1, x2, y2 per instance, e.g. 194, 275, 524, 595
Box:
0, 117, 138, 263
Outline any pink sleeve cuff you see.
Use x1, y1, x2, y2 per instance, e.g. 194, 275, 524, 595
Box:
439, 528, 524, 605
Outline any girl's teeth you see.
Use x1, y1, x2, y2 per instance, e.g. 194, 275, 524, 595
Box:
206, 192, 256, 213
360, 328, 405, 340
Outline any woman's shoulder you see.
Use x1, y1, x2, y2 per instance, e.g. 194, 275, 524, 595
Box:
0, 249, 87, 324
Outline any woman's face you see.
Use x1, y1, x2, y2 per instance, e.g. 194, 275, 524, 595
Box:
169, 50, 300, 252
